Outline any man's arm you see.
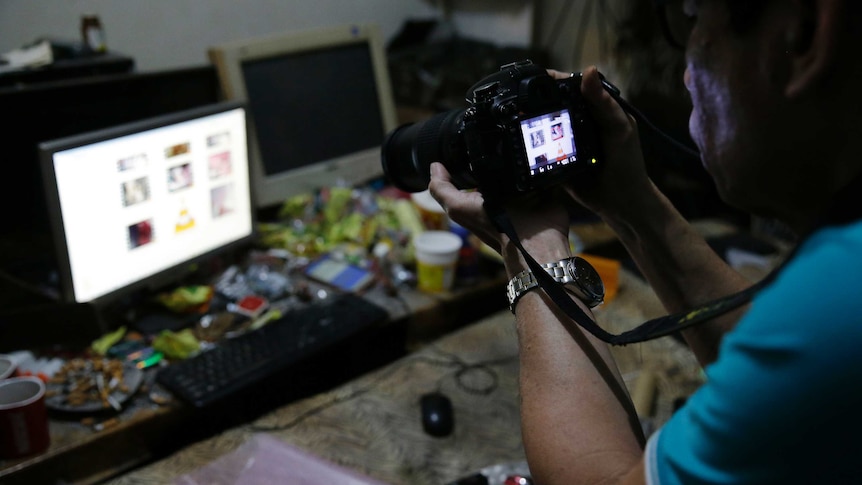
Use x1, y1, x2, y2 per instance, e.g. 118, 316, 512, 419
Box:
430, 164, 647, 484
503, 232, 646, 484
598, 182, 752, 365
568, 68, 755, 366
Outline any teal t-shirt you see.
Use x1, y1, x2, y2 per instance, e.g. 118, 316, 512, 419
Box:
647, 220, 862, 484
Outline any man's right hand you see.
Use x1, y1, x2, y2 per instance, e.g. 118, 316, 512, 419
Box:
564, 66, 657, 223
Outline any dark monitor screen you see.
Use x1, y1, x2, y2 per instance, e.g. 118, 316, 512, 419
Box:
208, 24, 398, 210
242, 43, 385, 177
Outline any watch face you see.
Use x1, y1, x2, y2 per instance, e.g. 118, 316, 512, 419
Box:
568, 257, 605, 302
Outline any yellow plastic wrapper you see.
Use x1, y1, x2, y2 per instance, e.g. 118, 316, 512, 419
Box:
91, 326, 127, 356
391, 199, 424, 239
323, 186, 353, 224
277, 192, 314, 220
258, 186, 415, 261
152, 329, 200, 360
157, 285, 214, 314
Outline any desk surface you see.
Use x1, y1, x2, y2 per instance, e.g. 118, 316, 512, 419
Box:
0, 245, 514, 484
104, 261, 716, 485
109, 307, 526, 485
0, 219, 766, 484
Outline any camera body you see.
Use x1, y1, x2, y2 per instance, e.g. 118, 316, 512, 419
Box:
382, 59, 604, 199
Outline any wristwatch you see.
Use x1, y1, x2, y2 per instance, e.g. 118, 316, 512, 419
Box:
506, 256, 604, 313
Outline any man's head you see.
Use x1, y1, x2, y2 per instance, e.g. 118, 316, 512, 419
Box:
673, 0, 862, 232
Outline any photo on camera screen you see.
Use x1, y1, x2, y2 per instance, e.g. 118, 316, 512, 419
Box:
519, 110, 577, 177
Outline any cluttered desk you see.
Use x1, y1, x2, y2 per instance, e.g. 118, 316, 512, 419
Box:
0, 23, 516, 482
0, 212, 781, 485
0, 21, 788, 485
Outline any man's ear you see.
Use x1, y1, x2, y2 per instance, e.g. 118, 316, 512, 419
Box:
785, 0, 844, 97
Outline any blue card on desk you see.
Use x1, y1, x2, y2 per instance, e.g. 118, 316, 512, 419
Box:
303, 254, 375, 293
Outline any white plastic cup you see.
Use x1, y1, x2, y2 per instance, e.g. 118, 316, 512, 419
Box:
411, 190, 449, 231
413, 231, 463, 292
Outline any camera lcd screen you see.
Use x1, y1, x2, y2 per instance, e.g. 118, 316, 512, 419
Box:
519, 109, 577, 177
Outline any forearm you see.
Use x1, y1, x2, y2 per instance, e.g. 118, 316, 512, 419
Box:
503, 235, 644, 484
598, 182, 753, 365
515, 290, 645, 484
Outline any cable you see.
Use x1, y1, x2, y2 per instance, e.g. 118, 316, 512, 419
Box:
246, 347, 518, 433
599, 77, 701, 160
0, 267, 58, 301
619, 95, 700, 159
426, 348, 518, 396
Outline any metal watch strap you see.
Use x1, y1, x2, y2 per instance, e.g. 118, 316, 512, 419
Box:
507, 257, 604, 313
506, 269, 539, 312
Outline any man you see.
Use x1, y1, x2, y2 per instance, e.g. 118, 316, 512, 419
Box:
429, 0, 862, 483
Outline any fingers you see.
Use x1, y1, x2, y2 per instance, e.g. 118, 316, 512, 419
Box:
547, 68, 573, 80
428, 163, 502, 252
428, 163, 484, 221
428, 163, 460, 208
580, 66, 637, 135
549, 66, 632, 134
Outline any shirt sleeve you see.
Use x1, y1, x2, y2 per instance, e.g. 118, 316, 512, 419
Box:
651, 224, 862, 484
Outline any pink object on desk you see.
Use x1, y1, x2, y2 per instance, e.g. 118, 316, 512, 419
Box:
174, 433, 389, 485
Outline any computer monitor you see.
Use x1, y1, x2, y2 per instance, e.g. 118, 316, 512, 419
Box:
208, 24, 398, 210
2, 66, 222, 238
38, 101, 254, 306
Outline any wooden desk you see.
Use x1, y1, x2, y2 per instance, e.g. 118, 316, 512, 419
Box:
108, 307, 526, 485
1, 219, 764, 484
0, 258, 511, 485
102, 261, 718, 485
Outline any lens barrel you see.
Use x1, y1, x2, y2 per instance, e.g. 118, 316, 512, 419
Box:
381, 109, 471, 193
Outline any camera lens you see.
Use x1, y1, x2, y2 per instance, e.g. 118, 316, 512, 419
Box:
381, 109, 475, 193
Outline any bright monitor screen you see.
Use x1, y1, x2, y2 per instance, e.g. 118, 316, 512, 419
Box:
39, 102, 254, 304
209, 24, 398, 209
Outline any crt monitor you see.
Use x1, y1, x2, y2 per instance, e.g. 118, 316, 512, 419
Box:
38, 101, 254, 306
208, 24, 398, 210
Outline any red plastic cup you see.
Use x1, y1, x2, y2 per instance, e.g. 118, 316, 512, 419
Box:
0, 376, 51, 459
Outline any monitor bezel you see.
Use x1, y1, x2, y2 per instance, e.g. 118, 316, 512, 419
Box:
38, 101, 257, 307
208, 23, 398, 210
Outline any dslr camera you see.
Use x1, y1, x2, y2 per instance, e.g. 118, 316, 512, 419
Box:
382, 59, 603, 199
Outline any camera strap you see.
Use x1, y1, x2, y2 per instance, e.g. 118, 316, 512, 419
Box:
483, 199, 781, 345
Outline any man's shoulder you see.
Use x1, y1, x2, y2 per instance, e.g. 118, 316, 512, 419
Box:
780, 219, 862, 285
741, 220, 862, 336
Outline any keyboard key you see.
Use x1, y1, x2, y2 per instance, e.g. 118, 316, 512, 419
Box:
155, 293, 388, 407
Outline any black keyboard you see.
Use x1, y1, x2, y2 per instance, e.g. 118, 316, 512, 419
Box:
155, 293, 389, 407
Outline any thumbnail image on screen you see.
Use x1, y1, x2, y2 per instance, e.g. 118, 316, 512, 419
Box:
41, 103, 253, 304
519, 110, 578, 177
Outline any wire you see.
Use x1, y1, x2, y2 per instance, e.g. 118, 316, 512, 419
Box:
600, 78, 701, 160
617, 94, 700, 159
246, 346, 518, 433
0, 267, 58, 301
426, 348, 517, 396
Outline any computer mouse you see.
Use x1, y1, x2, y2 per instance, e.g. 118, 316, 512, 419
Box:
420, 391, 454, 437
